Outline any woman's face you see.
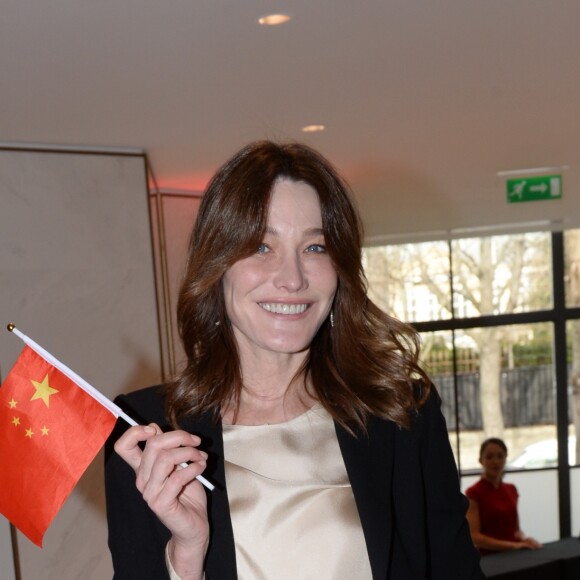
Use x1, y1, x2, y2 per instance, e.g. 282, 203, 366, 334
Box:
480, 442, 507, 479
222, 178, 338, 361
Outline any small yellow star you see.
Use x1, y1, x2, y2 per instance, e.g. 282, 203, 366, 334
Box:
41, 426, 49, 436
11, 416, 20, 427
8, 398, 18, 409
25, 428, 34, 438
30, 374, 59, 407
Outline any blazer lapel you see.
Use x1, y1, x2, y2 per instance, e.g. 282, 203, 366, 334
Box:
335, 417, 396, 579
182, 413, 238, 580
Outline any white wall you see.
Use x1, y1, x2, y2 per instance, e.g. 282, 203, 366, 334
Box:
0, 149, 163, 579
150, 193, 202, 375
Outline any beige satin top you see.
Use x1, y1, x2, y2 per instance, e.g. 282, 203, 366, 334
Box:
222, 403, 372, 580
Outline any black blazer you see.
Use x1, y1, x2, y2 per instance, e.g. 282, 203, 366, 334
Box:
105, 386, 484, 579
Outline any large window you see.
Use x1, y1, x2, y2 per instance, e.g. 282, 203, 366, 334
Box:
363, 230, 580, 541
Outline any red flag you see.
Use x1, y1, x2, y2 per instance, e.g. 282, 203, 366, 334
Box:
0, 345, 117, 546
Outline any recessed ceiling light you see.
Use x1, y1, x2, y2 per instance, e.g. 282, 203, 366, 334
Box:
301, 124, 325, 133
258, 14, 291, 26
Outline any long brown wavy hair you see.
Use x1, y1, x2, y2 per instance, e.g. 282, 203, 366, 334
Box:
165, 140, 431, 432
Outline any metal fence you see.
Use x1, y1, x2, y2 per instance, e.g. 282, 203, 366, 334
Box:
433, 365, 557, 430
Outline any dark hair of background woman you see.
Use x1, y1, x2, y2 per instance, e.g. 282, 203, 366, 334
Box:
165, 140, 432, 433
479, 437, 508, 458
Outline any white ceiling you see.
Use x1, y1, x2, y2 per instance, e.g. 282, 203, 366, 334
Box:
2, 1, 580, 242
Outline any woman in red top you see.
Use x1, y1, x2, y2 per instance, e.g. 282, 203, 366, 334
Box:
466, 438, 542, 555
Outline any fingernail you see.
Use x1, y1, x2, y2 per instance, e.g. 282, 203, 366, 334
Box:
200, 451, 208, 460
191, 434, 201, 444
144, 426, 156, 434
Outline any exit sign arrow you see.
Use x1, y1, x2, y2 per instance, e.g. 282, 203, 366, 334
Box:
507, 175, 562, 203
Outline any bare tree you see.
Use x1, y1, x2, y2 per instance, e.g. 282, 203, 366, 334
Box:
450, 237, 528, 438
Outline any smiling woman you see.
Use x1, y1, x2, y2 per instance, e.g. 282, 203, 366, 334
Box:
221, 179, 337, 380
105, 140, 485, 580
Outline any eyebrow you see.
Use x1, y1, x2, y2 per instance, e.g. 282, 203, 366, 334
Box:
265, 226, 324, 237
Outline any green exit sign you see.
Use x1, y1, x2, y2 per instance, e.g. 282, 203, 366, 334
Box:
507, 175, 562, 203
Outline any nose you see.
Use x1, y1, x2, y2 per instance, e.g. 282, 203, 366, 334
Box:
272, 251, 307, 292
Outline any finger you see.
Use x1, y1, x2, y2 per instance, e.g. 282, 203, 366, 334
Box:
113, 424, 159, 471
137, 445, 207, 495
142, 455, 208, 510
138, 430, 203, 483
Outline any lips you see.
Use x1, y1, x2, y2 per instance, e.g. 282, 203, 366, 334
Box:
258, 303, 309, 314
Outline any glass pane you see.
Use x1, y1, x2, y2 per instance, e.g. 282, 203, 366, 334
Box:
363, 241, 451, 322
418, 330, 456, 391
568, 319, 580, 466
418, 331, 458, 463
565, 229, 580, 307
453, 323, 556, 472
572, 467, 580, 536
451, 232, 552, 317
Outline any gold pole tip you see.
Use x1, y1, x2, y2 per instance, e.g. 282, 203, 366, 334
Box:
7, 323, 15, 332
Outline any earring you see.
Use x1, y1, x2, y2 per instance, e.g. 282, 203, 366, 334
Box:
330, 312, 335, 328
215, 320, 220, 326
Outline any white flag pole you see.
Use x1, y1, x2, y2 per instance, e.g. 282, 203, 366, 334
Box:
9, 324, 135, 424
7, 324, 214, 491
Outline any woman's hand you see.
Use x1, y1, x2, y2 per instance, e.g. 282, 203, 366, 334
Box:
515, 537, 543, 550
114, 424, 209, 579
514, 530, 542, 549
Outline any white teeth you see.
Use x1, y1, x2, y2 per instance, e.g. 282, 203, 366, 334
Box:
259, 303, 308, 314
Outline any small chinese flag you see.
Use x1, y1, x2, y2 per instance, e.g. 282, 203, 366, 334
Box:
0, 345, 117, 546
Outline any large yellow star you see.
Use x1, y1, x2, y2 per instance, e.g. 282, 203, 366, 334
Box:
25, 428, 34, 438
30, 374, 59, 407
12, 416, 20, 427
8, 398, 17, 409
